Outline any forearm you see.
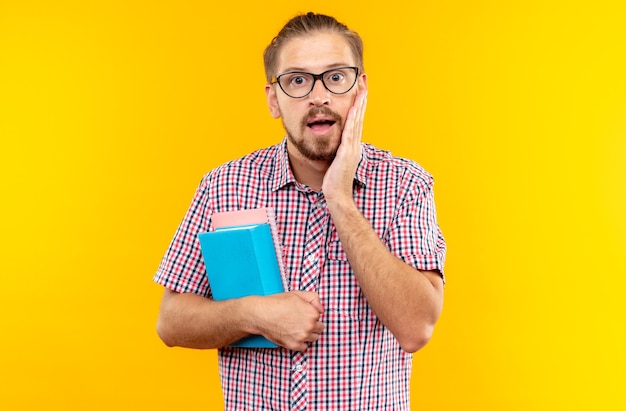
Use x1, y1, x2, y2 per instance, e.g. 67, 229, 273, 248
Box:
156, 289, 258, 349
156, 289, 325, 351
327, 199, 444, 353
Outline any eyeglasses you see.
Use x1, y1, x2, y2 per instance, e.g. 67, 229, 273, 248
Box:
271, 66, 359, 99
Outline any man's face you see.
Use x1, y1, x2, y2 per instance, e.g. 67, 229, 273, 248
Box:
265, 32, 366, 162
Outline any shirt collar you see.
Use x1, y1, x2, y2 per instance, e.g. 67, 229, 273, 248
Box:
270, 137, 369, 191
270, 138, 297, 191
354, 147, 369, 188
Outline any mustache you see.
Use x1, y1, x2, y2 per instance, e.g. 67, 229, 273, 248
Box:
300, 106, 343, 128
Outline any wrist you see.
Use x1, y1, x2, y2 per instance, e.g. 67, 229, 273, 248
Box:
326, 195, 358, 217
233, 295, 264, 336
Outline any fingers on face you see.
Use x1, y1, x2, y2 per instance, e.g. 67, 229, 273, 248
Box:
347, 91, 367, 143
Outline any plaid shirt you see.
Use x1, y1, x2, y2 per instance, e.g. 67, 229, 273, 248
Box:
154, 139, 446, 410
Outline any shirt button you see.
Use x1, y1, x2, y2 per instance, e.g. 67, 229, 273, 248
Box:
307, 254, 316, 263
294, 363, 303, 372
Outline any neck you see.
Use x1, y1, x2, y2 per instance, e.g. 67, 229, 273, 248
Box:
287, 147, 330, 192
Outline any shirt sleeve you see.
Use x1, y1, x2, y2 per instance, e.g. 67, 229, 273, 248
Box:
386, 168, 447, 282
153, 176, 213, 296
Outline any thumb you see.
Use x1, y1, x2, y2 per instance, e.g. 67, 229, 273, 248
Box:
291, 291, 324, 314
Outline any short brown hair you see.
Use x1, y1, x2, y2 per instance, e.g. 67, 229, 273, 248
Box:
263, 12, 364, 83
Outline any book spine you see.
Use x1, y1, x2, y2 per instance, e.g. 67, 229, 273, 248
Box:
266, 208, 289, 291
249, 225, 284, 296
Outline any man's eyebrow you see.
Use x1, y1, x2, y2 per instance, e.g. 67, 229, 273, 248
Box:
279, 64, 353, 73
279, 67, 307, 73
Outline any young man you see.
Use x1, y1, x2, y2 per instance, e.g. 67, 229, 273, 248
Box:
155, 12, 446, 410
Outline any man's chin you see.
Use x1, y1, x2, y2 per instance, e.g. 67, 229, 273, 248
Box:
309, 150, 337, 162
301, 143, 337, 161
288, 134, 338, 162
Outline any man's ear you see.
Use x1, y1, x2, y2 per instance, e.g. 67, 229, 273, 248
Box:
358, 73, 368, 92
265, 84, 281, 119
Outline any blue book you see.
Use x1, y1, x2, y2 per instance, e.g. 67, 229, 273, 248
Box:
197, 223, 285, 348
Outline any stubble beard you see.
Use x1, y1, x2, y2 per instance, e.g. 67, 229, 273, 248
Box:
283, 106, 343, 162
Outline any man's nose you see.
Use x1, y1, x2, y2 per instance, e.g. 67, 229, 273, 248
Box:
308, 79, 330, 106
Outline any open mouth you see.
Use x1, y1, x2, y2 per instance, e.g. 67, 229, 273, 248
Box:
307, 119, 336, 128
302, 108, 341, 134
306, 118, 337, 134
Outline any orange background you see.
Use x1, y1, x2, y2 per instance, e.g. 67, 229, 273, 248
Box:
1, 1, 625, 409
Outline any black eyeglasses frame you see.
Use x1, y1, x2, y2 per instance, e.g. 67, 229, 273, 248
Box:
271, 66, 359, 99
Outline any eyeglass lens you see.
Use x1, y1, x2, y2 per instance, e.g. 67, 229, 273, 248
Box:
277, 67, 357, 98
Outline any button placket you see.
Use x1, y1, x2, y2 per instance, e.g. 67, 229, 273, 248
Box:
298, 193, 327, 292
290, 351, 308, 410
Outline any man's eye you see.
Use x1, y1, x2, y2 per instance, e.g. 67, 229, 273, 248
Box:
328, 72, 345, 82
290, 75, 309, 87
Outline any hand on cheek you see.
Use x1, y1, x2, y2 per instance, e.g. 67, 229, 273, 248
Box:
322, 89, 368, 202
